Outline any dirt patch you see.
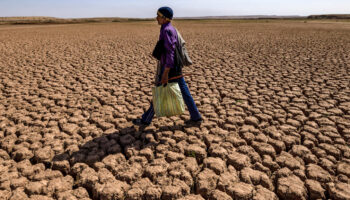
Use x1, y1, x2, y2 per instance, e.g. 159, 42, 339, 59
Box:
0, 21, 349, 199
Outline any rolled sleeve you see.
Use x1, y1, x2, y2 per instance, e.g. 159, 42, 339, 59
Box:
163, 29, 176, 68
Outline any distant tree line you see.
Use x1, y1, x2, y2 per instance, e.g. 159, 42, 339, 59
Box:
0, 17, 153, 25
307, 14, 350, 19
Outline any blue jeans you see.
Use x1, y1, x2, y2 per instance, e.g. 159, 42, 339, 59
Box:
141, 77, 202, 124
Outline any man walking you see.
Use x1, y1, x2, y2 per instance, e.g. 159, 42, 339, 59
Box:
132, 6, 202, 126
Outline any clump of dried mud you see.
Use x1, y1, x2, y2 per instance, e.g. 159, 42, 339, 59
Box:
0, 21, 349, 200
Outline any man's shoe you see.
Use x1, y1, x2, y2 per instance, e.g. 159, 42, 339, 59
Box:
185, 118, 203, 125
132, 119, 151, 126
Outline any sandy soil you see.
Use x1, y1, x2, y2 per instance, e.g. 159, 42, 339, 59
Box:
0, 21, 349, 200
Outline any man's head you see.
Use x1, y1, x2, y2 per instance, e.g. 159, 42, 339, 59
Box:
156, 7, 173, 25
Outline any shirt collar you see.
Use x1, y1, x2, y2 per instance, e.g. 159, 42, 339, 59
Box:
161, 22, 171, 30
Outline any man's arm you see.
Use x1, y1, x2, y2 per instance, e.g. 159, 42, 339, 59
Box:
160, 29, 176, 85
163, 29, 176, 69
161, 67, 170, 85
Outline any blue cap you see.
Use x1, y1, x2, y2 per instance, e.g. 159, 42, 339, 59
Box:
157, 7, 173, 20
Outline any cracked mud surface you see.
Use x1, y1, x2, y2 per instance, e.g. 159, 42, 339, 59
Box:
0, 21, 350, 200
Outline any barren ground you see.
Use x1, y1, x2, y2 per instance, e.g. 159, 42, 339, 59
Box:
0, 21, 350, 200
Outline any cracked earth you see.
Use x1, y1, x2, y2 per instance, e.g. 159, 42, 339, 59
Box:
0, 21, 350, 200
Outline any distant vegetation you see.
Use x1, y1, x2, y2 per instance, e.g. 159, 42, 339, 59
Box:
0, 17, 153, 25
175, 15, 304, 20
0, 15, 349, 25
308, 14, 350, 19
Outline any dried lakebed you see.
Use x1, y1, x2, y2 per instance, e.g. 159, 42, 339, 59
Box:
0, 21, 350, 200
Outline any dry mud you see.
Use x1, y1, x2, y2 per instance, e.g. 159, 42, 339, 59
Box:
0, 21, 349, 200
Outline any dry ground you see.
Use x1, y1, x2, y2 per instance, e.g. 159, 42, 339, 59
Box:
0, 20, 350, 200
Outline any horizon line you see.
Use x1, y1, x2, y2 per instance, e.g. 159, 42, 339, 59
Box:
2, 14, 350, 18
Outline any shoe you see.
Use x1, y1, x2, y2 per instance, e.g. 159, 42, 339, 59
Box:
132, 119, 151, 126
185, 118, 203, 125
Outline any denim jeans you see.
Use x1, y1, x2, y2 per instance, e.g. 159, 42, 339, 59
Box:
141, 77, 202, 124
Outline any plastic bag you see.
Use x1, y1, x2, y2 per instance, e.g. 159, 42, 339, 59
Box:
152, 82, 185, 117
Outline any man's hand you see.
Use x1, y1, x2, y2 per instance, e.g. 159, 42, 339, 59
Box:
161, 67, 170, 85
161, 75, 168, 85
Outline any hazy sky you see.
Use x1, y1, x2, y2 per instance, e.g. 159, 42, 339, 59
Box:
0, 0, 349, 18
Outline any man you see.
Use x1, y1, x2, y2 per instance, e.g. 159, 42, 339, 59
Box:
132, 6, 202, 126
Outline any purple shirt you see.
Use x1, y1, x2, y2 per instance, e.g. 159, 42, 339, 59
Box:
159, 22, 178, 69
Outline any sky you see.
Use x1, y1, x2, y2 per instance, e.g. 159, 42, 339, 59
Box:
0, 0, 349, 18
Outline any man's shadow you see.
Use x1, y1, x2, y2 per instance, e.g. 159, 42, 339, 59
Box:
51, 122, 201, 174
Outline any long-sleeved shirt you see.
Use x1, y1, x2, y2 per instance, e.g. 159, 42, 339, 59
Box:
159, 22, 178, 69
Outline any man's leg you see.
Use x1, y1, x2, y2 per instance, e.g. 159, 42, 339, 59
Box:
141, 102, 155, 124
133, 102, 154, 126
177, 77, 202, 121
